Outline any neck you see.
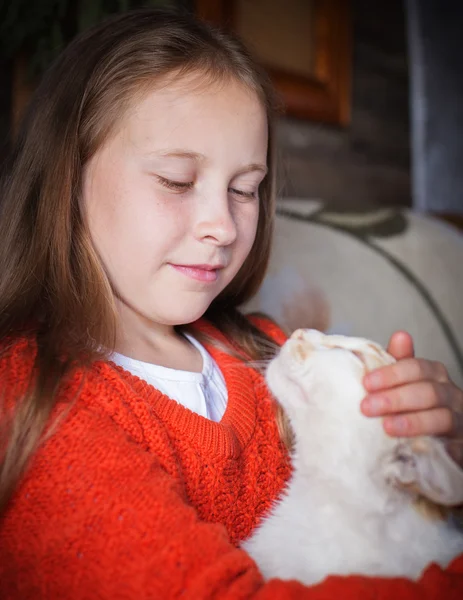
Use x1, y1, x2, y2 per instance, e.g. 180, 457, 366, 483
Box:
288, 414, 392, 509
292, 443, 393, 514
114, 298, 183, 361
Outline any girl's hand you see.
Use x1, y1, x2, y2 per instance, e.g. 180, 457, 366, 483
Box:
360, 331, 463, 467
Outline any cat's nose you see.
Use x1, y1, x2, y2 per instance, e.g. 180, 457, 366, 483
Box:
290, 329, 306, 340
288, 336, 315, 363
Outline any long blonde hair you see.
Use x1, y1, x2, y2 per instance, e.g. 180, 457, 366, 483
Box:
0, 8, 282, 513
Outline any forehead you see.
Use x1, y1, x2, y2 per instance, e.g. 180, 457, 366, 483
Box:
289, 330, 392, 375
117, 71, 268, 157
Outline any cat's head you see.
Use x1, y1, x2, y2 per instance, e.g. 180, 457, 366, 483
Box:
267, 328, 463, 508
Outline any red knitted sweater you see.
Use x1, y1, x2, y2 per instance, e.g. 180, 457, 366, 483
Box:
0, 317, 462, 599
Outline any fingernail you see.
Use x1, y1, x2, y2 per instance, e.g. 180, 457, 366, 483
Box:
363, 396, 386, 415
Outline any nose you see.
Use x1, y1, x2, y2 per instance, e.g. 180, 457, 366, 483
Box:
285, 336, 316, 366
194, 191, 238, 246
290, 328, 325, 345
290, 329, 306, 340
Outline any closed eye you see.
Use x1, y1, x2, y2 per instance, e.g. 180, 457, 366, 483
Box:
156, 176, 193, 193
229, 188, 257, 200
156, 176, 258, 200
351, 349, 367, 366
329, 344, 366, 366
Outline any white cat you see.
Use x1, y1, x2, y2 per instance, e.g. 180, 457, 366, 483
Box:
243, 329, 463, 584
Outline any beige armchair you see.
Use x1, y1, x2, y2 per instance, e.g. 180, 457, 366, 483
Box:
245, 199, 463, 388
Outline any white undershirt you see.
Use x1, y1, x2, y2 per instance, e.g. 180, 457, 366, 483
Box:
110, 333, 228, 422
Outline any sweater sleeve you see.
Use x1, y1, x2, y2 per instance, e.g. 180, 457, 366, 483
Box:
1, 401, 462, 599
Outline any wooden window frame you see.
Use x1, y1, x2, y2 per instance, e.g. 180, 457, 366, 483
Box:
195, 0, 352, 126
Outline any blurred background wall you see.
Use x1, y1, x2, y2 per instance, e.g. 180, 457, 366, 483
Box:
277, 0, 410, 211
407, 0, 463, 216
0, 0, 462, 219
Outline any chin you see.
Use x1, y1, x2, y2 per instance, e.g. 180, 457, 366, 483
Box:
157, 303, 213, 327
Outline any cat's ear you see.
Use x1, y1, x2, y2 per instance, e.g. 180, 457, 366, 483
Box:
382, 437, 463, 506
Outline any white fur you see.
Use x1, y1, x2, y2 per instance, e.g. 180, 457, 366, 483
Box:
243, 329, 463, 584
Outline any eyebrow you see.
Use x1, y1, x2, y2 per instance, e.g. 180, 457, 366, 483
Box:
153, 149, 268, 175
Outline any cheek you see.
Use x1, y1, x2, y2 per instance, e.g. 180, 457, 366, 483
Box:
236, 202, 260, 253
86, 177, 182, 265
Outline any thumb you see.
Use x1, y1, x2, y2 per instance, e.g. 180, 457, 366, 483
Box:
387, 330, 415, 360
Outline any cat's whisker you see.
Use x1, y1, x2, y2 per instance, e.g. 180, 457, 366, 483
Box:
228, 359, 274, 373
253, 378, 277, 396
228, 360, 268, 370
245, 360, 273, 370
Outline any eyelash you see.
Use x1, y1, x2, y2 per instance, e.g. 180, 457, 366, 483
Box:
157, 176, 193, 192
156, 176, 257, 199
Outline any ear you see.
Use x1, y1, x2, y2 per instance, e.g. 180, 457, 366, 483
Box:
382, 437, 463, 506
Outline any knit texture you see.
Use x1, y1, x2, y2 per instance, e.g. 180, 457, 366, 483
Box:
0, 316, 462, 599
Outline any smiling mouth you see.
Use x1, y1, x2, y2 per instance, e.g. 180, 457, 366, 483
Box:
170, 263, 224, 283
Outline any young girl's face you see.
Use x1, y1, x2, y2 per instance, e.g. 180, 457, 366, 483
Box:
83, 73, 268, 333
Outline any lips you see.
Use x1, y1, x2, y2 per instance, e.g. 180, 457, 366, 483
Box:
170, 263, 225, 283
182, 264, 224, 271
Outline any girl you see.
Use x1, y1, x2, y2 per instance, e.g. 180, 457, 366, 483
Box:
0, 8, 462, 598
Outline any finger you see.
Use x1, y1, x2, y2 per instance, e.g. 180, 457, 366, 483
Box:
364, 358, 449, 392
383, 406, 459, 438
361, 380, 456, 417
386, 331, 414, 360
